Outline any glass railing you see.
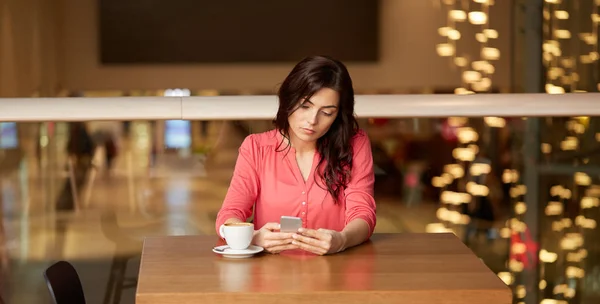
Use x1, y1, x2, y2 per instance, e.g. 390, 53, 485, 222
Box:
2, 94, 600, 121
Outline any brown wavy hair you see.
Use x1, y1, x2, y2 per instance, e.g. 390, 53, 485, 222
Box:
273, 55, 359, 203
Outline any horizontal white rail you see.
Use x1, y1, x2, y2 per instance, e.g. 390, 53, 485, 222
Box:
0, 93, 599, 121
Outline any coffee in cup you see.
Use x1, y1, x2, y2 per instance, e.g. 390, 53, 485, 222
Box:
219, 222, 254, 250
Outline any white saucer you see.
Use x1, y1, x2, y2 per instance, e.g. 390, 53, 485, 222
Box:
212, 245, 264, 259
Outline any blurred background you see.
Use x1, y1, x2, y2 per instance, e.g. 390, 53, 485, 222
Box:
1, 0, 600, 303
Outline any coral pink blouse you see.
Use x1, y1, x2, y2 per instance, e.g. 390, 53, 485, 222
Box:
215, 129, 376, 236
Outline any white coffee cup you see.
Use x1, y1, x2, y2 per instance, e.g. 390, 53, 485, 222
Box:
219, 222, 254, 250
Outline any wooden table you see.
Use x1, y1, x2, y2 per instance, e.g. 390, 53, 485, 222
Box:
136, 233, 512, 304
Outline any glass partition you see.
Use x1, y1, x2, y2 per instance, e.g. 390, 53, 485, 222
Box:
1, 116, 599, 303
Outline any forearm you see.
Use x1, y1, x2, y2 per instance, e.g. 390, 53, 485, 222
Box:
340, 218, 371, 251
215, 135, 260, 236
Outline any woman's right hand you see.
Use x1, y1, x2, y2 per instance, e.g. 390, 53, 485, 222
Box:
253, 222, 297, 254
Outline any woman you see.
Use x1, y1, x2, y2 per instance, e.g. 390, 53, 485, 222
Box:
215, 55, 376, 255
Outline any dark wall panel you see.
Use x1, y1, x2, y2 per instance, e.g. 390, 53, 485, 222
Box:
99, 0, 380, 64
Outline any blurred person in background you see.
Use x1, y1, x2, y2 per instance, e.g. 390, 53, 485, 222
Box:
463, 150, 503, 243
57, 122, 95, 210
66, 122, 95, 166
88, 121, 122, 176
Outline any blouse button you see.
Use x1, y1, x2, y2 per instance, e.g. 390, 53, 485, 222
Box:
302, 201, 306, 205
301, 212, 305, 215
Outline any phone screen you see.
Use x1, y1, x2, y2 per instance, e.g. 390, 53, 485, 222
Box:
280, 216, 302, 233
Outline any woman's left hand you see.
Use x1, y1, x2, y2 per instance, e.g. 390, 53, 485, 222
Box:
292, 228, 346, 255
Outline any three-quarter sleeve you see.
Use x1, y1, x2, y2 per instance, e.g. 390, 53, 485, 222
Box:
215, 135, 260, 235
343, 131, 377, 237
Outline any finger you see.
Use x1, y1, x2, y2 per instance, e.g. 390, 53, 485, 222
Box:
262, 222, 281, 231
293, 233, 327, 247
265, 238, 294, 248
292, 239, 327, 255
298, 228, 328, 240
267, 244, 299, 253
293, 233, 332, 253
265, 232, 295, 240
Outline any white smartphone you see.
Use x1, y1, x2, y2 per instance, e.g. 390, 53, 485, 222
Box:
280, 216, 302, 233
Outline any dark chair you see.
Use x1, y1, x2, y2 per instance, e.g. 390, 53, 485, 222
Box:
43, 261, 86, 304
